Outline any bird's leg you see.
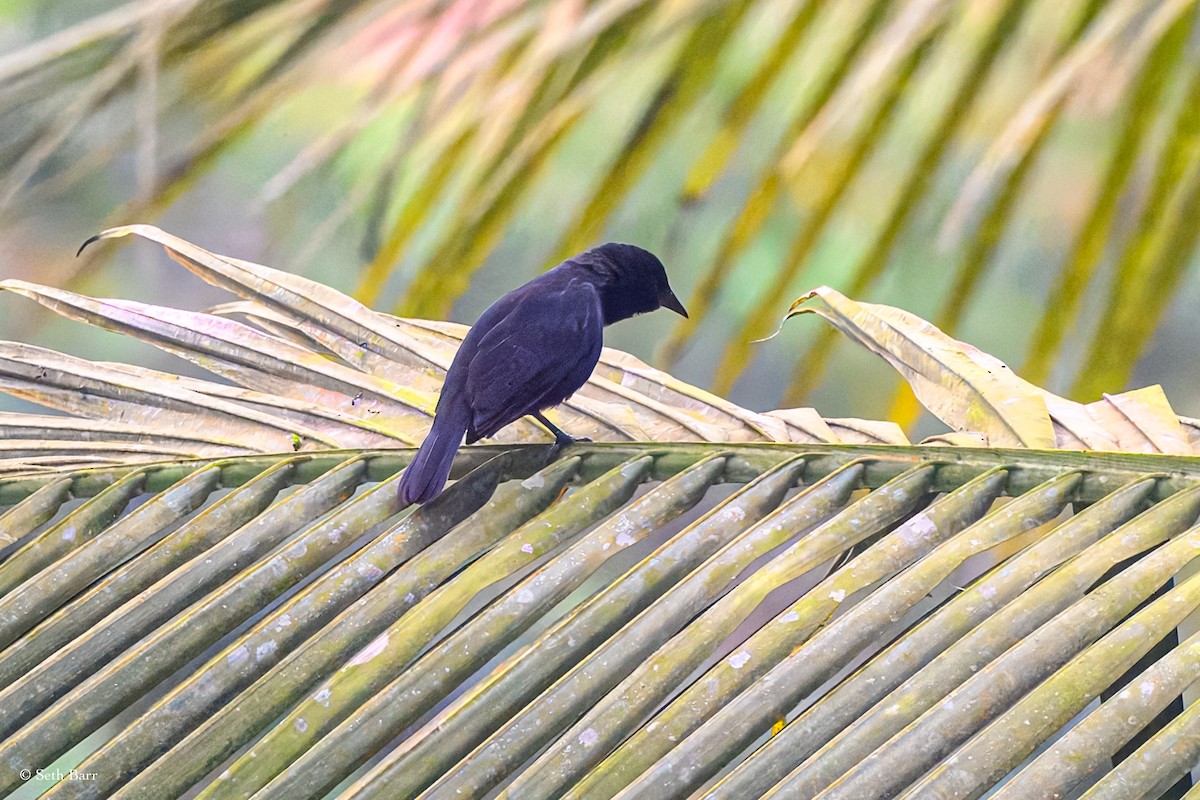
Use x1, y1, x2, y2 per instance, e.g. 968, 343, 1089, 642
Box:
532, 411, 591, 449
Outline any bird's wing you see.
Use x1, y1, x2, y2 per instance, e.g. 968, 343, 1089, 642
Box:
463, 280, 602, 441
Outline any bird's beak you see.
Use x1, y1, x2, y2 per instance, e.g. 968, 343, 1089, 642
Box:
659, 288, 689, 318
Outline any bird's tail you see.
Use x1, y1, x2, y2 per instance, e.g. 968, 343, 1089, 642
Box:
398, 402, 469, 505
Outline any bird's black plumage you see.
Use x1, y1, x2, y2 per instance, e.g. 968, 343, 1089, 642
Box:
397, 243, 687, 505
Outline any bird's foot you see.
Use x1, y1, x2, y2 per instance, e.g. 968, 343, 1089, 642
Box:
548, 431, 590, 457
532, 411, 590, 452
555, 430, 592, 446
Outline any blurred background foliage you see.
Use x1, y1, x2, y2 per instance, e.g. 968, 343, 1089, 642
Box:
2, 0, 1200, 434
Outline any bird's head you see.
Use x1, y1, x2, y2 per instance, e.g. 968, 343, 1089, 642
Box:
579, 243, 688, 325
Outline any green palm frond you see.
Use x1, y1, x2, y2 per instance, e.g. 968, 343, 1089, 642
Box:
4, 442, 1200, 799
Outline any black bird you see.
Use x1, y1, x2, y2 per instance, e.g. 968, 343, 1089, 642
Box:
397, 243, 688, 505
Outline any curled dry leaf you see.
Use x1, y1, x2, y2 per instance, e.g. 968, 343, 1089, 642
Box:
3, 228, 1189, 470
0, 227, 910, 469
782, 286, 1056, 448
1088, 386, 1190, 455
779, 286, 1191, 453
